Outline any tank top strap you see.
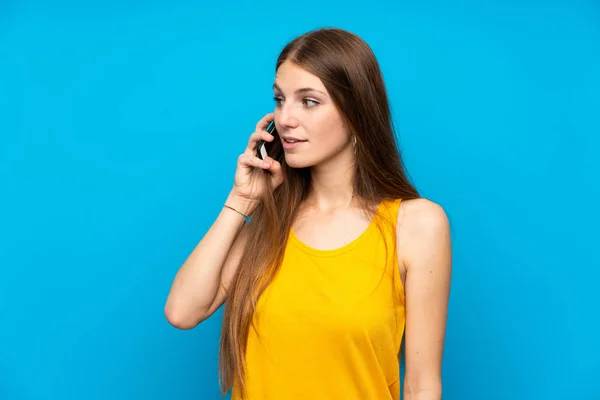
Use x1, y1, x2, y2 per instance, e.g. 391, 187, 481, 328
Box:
372, 198, 405, 306
373, 198, 403, 239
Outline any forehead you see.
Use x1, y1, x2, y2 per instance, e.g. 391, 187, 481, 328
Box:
274, 61, 326, 91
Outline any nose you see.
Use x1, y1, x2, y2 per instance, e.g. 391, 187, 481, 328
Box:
276, 101, 299, 129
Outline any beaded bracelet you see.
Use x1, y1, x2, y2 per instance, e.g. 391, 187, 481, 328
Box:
224, 205, 252, 224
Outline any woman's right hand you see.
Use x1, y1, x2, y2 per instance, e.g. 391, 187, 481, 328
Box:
230, 113, 284, 208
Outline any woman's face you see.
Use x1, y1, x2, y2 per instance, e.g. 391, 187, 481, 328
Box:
273, 61, 352, 168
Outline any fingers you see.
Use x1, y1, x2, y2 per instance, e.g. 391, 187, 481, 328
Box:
238, 153, 271, 170
243, 112, 276, 155
246, 128, 275, 154
264, 157, 284, 185
255, 113, 274, 132
263, 157, 281, 173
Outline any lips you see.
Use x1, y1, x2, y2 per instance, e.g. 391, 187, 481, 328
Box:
281, 138, 307, 150
281, 136, 307, 143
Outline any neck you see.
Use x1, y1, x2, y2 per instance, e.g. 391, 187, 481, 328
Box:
306, 149, 356, 212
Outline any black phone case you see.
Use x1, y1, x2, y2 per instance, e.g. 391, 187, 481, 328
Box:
257, 121, 283, 162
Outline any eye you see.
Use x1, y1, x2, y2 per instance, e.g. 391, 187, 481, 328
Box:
302, 98, 319, 108
273, 96, 283, 107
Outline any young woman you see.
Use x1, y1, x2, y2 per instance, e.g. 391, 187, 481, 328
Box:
165, 28, 452, 400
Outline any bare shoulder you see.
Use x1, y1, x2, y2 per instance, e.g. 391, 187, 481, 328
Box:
398, 198, 449, 233
396, 198, 451, 270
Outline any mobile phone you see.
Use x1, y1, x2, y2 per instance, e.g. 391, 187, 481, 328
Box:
256, 121, 283, 163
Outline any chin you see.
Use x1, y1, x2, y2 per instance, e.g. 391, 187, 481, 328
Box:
283, 154, 313, 169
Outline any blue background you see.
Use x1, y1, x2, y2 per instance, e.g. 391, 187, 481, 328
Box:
1, 1, 599, 399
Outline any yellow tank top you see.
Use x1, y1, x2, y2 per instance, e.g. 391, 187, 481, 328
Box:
232, 199, 405, 400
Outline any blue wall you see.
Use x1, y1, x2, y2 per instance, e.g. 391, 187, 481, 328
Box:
1, 1, 598, 399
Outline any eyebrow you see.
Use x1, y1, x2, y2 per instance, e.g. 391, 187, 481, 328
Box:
272, 83, 326, 96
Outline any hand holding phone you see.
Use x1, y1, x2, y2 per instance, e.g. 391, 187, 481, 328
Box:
256, 121, 283, 163
230, 114, 285, 206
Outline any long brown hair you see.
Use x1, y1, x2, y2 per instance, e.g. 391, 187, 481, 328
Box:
219, 27, 420, 396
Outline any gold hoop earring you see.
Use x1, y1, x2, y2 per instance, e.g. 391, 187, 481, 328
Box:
353, 136, 357, 155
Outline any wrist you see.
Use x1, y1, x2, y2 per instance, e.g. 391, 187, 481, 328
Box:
226, 191, 259, 216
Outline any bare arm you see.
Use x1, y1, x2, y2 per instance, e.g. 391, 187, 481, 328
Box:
164, 192, 256, 329
164, 113, 284, 330
397, 199, 452, 400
